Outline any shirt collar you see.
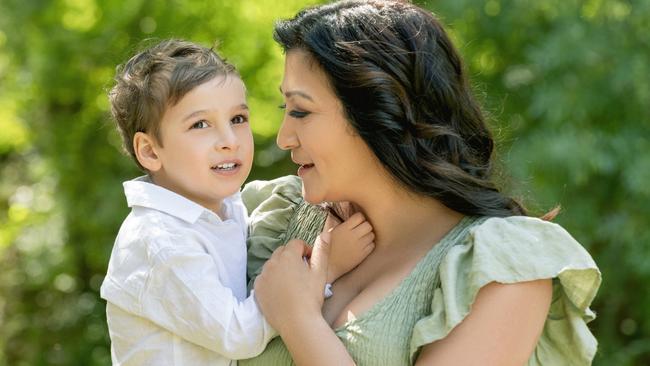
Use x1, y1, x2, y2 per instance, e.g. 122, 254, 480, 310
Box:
123, 176, 230, 224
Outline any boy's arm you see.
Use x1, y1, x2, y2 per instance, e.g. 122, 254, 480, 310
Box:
326, 212, 375, 283
137, 241, 276, 360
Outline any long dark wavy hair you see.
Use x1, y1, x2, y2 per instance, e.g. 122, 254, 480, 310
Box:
274, 0, 531, 218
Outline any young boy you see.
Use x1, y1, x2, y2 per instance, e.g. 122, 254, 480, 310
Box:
100, 39, 374, 366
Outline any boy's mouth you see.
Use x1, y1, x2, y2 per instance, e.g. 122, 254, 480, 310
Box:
211, 160, 242, 172
212, 162, 239, 171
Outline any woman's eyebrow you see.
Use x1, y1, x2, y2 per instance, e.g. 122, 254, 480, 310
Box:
279, 86, 314, 102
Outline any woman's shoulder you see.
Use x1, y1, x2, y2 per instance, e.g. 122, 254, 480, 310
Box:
410, 215, 601, 365
449, 215, 600, 302
471, 215, 584, 245
463, 215, 599, 282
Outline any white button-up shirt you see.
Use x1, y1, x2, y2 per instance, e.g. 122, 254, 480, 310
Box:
100, 176, 275, 366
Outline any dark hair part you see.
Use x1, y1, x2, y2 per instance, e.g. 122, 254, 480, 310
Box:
274, 0, 527, 217
109, 39, 238, 170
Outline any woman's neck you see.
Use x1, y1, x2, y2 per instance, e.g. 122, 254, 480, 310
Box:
349, 178, 464, 249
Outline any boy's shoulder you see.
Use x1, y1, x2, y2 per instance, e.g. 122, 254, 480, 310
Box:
122, 176, 210, 224
115, 206, 190, 257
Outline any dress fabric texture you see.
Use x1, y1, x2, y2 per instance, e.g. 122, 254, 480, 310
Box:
240, 175, 601, 366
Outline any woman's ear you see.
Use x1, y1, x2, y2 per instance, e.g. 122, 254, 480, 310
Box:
133, 132, 162, 172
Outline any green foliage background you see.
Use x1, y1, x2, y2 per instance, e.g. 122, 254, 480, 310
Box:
0, 0, 647, 365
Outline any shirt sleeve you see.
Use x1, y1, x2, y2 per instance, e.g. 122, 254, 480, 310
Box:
137, 238, 276, 360
409, 216, 601, 365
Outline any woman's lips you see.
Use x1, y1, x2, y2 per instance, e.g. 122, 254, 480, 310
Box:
297, 163, 314, 177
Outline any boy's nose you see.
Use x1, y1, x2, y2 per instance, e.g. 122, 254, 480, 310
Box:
215, 128, 239, 151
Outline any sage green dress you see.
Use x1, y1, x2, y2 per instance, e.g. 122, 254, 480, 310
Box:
241, 176, 601, 366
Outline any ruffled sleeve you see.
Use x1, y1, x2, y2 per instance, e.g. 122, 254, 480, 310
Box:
410, 216, 601, 365
241, 175, 327, 291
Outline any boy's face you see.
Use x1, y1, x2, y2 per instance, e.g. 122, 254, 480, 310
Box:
149, 75, 253, 214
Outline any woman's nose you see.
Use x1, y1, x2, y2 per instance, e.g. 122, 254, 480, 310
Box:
276, 117, 298, 150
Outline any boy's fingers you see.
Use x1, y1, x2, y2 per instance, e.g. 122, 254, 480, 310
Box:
352, 221, 373, 236
342, 212, 366, 228
324, 211, 342, 229
360, 232, 375, 244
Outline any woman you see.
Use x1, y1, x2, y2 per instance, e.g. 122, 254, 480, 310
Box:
242, 1, 600, 365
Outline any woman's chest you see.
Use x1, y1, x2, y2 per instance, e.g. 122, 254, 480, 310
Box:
242, 268, 438, 366
322, 246, 431, 329
331, 265, 437, 366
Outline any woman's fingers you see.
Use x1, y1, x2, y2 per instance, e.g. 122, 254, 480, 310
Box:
285, 239, 307, 253
254, 238, 327, 332
310, 233, 331, 274
318, 231, 332, 244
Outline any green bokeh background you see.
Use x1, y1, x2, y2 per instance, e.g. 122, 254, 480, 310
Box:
0, 0, 648, 365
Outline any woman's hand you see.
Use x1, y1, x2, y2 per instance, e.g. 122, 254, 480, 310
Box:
254, 235, 331, 334
253, 235, 356, 366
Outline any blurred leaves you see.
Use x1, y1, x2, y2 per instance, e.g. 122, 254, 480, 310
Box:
431, 0, 650, 364
0, 0, 648, 365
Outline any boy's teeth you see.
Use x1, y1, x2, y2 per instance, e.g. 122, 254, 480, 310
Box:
215, 162, 236, 170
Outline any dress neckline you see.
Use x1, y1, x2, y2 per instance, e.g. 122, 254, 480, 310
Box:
333, 215, 484, 333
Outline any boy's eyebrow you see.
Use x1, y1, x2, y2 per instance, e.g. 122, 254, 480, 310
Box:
279, 86, 314, 102
182, 104, 249, 121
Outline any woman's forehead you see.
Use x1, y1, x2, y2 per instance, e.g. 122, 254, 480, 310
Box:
282, 50, 333, 99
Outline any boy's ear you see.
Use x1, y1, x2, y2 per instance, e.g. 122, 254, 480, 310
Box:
133, 132, 162, 172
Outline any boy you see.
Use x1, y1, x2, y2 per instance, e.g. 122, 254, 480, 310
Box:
100, 39, 373, 366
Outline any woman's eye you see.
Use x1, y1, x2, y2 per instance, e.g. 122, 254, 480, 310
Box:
232, 115, 248, 124
190, 120, 209, 129
289, 110, 310, 119
279, 103, 310, 119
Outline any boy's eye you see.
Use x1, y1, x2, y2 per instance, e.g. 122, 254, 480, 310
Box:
190, 120, 209, 129
232, 114, 248, 124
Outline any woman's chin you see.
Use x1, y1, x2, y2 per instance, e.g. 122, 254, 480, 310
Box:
301, 187, 325, 205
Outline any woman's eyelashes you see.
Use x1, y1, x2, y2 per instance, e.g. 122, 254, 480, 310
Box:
279, 103, 311, 119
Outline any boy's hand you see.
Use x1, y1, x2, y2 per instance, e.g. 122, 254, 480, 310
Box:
325, 212, 375, 283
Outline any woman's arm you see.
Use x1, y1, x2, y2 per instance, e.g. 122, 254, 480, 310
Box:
415, 279, 552, 366
278, 310, 355, 366
254, 237, 356, 366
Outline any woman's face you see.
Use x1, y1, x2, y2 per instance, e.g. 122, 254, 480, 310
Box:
277, 49, 379, 204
